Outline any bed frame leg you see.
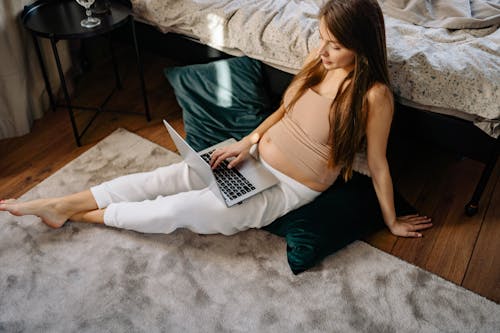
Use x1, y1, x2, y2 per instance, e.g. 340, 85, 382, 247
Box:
465, 136, 499, 216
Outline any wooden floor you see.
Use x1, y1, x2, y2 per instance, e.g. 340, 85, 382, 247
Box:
1, 43, 498, 303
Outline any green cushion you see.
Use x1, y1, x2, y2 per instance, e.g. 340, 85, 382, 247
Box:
164, 56, 417, 275
164, 56, 273, 152
263, 173, 416, 274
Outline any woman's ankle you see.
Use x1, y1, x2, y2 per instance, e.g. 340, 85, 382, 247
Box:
71, 209, 105, 224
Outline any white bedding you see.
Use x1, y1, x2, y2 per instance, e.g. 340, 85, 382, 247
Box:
131, 0, 500, 137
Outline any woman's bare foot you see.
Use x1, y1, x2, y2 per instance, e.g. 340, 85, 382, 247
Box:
0, 198, 73, 228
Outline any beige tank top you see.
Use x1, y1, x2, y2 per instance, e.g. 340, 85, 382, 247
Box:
265, 88, 341, 186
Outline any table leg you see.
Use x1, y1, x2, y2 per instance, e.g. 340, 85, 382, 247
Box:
465, 136, 499, 216
129, 16, 151, 121
107, 33, 122, 90
50, 37, 81, 147
32, 34, 56, 112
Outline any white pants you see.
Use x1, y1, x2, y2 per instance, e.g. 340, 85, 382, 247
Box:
90, 158, 320, 235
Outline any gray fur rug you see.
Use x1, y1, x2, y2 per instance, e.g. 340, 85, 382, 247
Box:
1, 128, 498, 332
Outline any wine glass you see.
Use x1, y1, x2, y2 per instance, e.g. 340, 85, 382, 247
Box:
76, 0, 101, 28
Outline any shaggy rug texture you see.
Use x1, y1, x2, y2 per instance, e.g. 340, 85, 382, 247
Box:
0, 128, 499, 332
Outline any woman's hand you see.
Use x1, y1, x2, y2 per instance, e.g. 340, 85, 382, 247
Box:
388, 214, 433, 238
209, 137, 254, 170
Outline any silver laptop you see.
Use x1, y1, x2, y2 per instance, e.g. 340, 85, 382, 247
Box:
163, 120, 279, 207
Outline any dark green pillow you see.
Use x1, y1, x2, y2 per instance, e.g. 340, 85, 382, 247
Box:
164, 56, 273, 152
263, 173, 417, 274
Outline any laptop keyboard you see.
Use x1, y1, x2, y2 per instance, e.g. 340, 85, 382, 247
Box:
200, 151, 256, 200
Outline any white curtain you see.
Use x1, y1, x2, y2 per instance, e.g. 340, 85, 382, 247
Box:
0, 0, 72, 139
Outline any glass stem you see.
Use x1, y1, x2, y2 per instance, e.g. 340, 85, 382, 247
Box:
86, 9, 91, 18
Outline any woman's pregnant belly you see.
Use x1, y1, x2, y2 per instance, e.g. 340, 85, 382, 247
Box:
258, 132, 332, 192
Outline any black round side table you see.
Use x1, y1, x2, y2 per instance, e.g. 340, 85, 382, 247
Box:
21, 0, 151, 146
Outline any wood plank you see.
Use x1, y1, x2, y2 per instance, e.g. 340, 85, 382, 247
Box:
392, 155, 491, 285
462, 160, 500, 303
422, 159, 488, 284
0, 117, 93, 198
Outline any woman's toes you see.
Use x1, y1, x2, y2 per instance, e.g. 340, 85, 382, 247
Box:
0, 200, 13, 211
0, 199, 17, 203
0, 198, 69, 228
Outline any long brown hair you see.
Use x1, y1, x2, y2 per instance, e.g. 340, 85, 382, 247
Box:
284, 0, 391, 181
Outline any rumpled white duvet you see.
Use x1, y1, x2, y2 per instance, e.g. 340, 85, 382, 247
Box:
131, 0, 499, 137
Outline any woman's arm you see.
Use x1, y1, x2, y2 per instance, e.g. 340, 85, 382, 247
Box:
243, 47, 320, 146
211, 49, 320, 169
365, 84, 432, 237
210, 104, 286, 169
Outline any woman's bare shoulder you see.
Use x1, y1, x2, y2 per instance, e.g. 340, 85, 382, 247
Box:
366, 83, 394, 115
367, 83, 392, 101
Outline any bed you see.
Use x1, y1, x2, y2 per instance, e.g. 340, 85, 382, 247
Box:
122, 0, 499, 214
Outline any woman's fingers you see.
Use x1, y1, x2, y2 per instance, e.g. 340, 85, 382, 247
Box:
401, 221, 433, 238
209, 150, 219, 167
406, 231, 423, 238
392, 216, 434, 238
404, 221, 432, 231
227, 156, 241, 169
399, 214, 419, 220
211, 155, 227, 169
210, 149, 230, 168
408, 216, 432, 225
400, 214, 431, 221
413, 222, 433, 231
210, 149, 244, 169
400, 214, 431, 223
